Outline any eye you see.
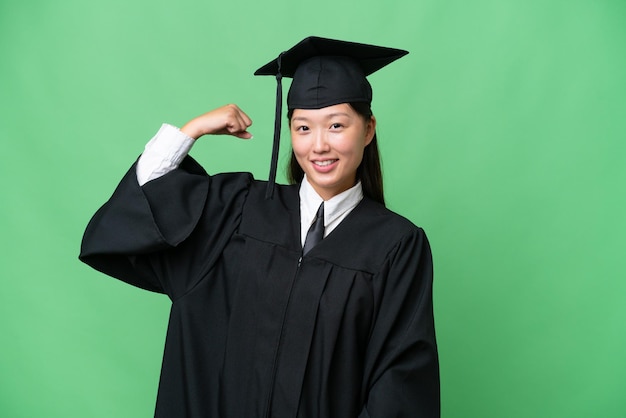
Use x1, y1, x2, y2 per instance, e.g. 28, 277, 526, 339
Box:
295, 125, 310, 132
330, 123, 343, 130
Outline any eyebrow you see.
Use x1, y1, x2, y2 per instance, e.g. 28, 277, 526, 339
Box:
291, 112, 352, 122
327, 112, 351, 118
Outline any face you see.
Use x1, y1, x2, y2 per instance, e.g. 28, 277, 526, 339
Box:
290, 103, 376, 200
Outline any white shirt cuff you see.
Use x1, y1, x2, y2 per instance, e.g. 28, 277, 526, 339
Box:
136, 123, 195, 186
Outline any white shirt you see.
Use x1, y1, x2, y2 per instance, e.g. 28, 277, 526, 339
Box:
136, 123, 364, 247
136, 124, 195, 186
298, 174, 362, 245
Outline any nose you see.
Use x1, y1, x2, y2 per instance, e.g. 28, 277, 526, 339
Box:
312, 130, 330, 153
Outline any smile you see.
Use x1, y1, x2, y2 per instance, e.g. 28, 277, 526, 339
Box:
313, 159, 338, 167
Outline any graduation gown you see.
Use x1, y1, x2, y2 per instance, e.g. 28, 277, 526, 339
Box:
79, 156, 439, 417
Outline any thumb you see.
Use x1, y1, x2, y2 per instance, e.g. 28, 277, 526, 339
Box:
234, 131, 253, 140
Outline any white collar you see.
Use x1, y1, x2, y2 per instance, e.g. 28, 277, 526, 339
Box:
299, 175, 364, 244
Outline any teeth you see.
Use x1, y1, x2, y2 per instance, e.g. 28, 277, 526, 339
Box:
314, 160, 336, 167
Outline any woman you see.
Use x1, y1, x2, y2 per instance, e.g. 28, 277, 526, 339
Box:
80, 37, 439, 417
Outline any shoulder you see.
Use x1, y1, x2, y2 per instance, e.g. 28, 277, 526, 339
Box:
237, 180, 301, 248
177, 156, 259, 197
355, 197, 426, 242
320, 198, 428, 273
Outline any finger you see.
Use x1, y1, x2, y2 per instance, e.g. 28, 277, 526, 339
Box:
220, 107, 244, 133
226, 119, 247, 135
231, 114, 247, 133
239, 110, 253, 128
228, 104, 253, 128
234, 131, 253, 140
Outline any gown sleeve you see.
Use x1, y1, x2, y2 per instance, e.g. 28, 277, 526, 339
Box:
78, 156, 252, 300
359, 228, 440, 418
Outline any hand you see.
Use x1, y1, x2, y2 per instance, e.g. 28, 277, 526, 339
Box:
181, 104, 253, 140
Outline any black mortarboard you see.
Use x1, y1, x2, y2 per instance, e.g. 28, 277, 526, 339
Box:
254, 36, 408, 198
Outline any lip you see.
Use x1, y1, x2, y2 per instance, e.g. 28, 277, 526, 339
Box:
311, 159, 338, 173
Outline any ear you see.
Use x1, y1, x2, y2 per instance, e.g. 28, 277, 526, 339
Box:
364, 115, 376, 146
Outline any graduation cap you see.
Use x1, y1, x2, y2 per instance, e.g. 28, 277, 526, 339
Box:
254, 36, 409, 199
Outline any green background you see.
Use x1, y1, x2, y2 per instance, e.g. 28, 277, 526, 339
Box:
1, 0, 625, 416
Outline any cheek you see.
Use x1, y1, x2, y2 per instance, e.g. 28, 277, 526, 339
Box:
335, 134, 367, 158
291, 139, 310, 168
291, 138, 306, 158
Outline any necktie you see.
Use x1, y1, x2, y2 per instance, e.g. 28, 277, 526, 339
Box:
303, 202, 324, 255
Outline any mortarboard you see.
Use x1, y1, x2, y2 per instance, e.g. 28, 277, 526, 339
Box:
255, 36, 408, 198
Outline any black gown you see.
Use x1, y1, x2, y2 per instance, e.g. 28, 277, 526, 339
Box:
79, 156, 439, 417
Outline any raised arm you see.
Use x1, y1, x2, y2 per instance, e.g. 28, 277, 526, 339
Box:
79, 104, 255, 299
181, 104, 253, 140
137, 104, 254, 185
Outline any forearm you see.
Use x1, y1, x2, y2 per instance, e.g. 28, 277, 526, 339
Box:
136, 104, 253, 185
